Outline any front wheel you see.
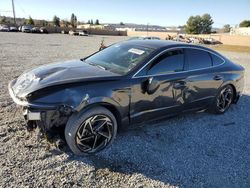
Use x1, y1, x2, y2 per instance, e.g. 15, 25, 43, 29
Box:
65, 107, 117, 155
209, 85, 234, 114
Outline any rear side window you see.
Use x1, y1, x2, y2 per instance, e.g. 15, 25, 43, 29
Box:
147, 49, 184, 75
211, 54, 224, 66
186, 49, 212, 70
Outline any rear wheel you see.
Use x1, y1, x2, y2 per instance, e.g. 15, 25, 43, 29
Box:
210, 85, 234, 114
65, 107, 117, 155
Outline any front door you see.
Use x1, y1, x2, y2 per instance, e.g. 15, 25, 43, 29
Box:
130, 49, 187, 124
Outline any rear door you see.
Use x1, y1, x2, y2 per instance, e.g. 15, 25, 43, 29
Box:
183, 48, 224, 109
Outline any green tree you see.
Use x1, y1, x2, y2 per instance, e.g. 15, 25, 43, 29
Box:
185, 13, 213, 34
0, 16, 6, 24
223, 24, 231, 33
70, 13, 77, 28
27, 16, 34, 25
61, 19, 70, 27
185, 15, 202, 34
200, 14, 213, 34
87, 20, 90, 24
90, 19, 93, 25
239, 20, 250, 27
95, 19, 100, 25
53, 15, 60, 27
120, 22, 125, 25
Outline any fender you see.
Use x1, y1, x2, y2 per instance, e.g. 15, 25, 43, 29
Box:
74, 95, 130, 128
219, 72, 243, 92
75, 95, 123, 113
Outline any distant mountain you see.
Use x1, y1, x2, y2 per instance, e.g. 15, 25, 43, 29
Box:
107, 23, 166, 29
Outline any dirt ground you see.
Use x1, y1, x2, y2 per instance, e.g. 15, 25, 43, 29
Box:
0, 32, 250, 188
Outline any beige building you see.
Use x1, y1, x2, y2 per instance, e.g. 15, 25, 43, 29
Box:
230, 27, 250, 36
77, 24, 104, 30
115, 27, 136, 31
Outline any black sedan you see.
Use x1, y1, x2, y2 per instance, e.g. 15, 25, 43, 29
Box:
8, 40, 245, 155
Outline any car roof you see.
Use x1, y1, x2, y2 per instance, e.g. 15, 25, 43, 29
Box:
121, 39, 220, 55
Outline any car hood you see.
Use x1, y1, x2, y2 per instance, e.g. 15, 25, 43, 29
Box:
11, 60, 120, 98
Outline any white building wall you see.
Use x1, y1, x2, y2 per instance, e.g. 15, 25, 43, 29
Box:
230, 27, 250, 35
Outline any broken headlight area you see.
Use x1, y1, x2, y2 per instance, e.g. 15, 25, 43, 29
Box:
12, 72, 39, 95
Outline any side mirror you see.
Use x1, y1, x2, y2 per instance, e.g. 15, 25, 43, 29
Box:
146, 77, 160, 94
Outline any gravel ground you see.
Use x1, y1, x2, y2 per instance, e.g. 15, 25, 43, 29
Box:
0, 32, 250, 188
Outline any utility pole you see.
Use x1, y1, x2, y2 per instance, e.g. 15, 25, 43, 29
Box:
146, 23, 149, 36
11, 0, 16, 24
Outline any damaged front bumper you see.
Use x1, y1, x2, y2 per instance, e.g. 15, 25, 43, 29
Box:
8, 79, 73, 131
8, 79, 57, 110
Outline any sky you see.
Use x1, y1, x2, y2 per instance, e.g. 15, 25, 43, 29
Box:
0, 0, 249, 27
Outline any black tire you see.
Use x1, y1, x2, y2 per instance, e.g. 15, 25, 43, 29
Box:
65, 106, 117, 155
209, 85, 234, 114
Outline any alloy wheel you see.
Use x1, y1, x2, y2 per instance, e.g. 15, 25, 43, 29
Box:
216, 86, 233, 112
75, 115, 113, 153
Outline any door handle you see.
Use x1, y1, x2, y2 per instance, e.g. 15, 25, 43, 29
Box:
213, 75, 223, 80
173, 81, 186, 89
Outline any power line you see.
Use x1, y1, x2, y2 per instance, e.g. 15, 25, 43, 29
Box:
15, 0, 29, 17
0, 10, 12, 17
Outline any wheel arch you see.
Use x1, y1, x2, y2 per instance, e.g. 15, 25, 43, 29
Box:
220, 82, 237, 103
74, 98, 124, 130
228, 83, 237, 103
86, 102, 122, 129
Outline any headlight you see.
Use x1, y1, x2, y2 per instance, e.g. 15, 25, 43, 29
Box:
13, 72, 36, 93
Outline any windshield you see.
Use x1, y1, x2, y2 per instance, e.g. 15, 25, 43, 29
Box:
84, 43, 155, 75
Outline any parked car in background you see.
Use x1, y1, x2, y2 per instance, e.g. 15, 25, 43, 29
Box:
0, 25, 10, 32
203, 38, 222, 45
8, 40, 245, 155
31, 27, 41, 33
144, 36, 161, 40
61, 30, 69, 34
69, 30, 79, 35
9, 26, 18, 32
22, 25, 32, 33
128, 36, 161, 40
79, 30, 88, 36
40, 27, 48, 34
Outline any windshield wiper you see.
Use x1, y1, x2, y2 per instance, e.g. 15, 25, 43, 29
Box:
82, 60, 106, 70
94, 64, 106, 70
90, 63, 106, 70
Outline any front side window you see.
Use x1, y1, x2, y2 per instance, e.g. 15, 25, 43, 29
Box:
186, 49, 212, 70
147, 49, 184, 75
85, 43, 155, 75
